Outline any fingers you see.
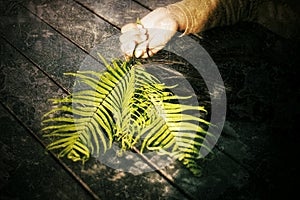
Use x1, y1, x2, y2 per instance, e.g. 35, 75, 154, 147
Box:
120, 29, 172, 59
121, 41, 136, 58
138, 28, 174, 58
120, 23, 149, 58
119, 30, 147, 44
120, 8, 178, 59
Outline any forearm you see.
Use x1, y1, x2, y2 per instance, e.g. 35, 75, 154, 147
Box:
167, 0, 260, 34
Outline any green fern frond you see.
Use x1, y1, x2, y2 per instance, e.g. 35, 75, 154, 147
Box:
42, 55, 213, 175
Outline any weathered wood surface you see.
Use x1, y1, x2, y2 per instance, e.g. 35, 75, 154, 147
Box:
0, 66, 92, 199
19, 0, 253, 199
0, 0, 299, 199
75, 0, 150, 28
0, 2, 185, 199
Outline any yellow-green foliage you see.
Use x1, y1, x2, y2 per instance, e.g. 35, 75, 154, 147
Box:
42, 55, 212, 176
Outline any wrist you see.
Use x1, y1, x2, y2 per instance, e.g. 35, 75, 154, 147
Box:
166, 3, 198, 36
166, 5, 189, 32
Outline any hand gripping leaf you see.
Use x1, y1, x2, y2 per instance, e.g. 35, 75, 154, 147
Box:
42, 55, 213, 176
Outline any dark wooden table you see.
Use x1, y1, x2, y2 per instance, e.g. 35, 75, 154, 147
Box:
1, 0, 299, 199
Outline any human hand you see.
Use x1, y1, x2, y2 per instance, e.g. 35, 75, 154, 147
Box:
120, 7, 178, 59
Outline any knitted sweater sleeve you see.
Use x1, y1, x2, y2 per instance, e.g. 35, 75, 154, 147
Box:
166, 0, 299, 40
166, 0, 260, 34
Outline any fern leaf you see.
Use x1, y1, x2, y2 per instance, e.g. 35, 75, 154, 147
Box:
42, 56, 212, 176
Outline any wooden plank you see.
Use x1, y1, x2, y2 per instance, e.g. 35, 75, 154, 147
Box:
135, 0, 292, 186
62, 1, 253, 199
74, 0, 150, 28
0, 36, 188, 199
0, 45, 92, 200
19, 0, 256, 199
135, 0, 257, 173
0, 36, 102, 199
23, 0, 119, 52
0, 3, 188, 200
5, 0, 282, 198
119, 2, 300, 198
0, 105, 93, 199
72, 1, 300, 198
1, 2, 86, 91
